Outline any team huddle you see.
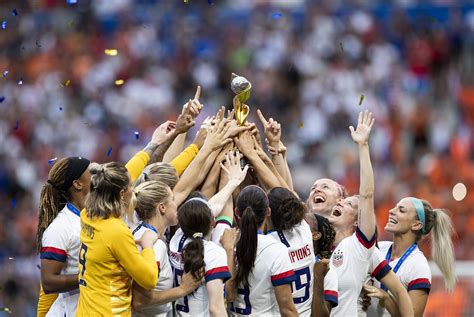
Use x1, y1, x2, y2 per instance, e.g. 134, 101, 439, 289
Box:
36, 86, 456, 317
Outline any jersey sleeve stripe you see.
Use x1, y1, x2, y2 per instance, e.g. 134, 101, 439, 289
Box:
271, 270, 296, 286
323, 290, 338, 307
205, 266, 231, 283
40, 247, 67, 262
371, 259, 391, 281
407, 278, 431, 292
355, 227, 376, 249
214, 216, 232, 227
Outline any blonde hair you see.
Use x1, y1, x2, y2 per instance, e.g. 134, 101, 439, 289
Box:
134, 162, 179, 189
130, 181, 171, 221
417, 200, 456, 292
86, 162, 130, 219
37, 158, 70, 253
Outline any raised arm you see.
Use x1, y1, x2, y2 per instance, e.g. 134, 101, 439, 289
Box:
350, 110, 376, 240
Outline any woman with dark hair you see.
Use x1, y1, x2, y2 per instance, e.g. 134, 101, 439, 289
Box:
228, 185, 297, 316
266, 187, 315, 316
37, 156, 90, 316
363, 198, 456, 317
169, 198, 230, 316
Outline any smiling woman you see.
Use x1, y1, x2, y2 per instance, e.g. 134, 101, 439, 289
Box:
307, 178, 347, 218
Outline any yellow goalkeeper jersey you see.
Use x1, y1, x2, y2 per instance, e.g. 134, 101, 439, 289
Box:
76, 211, 158, 316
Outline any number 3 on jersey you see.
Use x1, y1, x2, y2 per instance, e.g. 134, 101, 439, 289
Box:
78, 243, 88, 287
292, 266, 311, 303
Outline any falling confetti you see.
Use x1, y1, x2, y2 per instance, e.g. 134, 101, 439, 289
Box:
2, 70, 8, 77
2, 21, 6, 30
104, 49, 118, 56
298, 122, 304, 128
12, 9, 18, 16
48, 157, 58, 165
61, 79, 71, 87
115, 79, 124, 86
18, 78, 23, 85
14, 120, 19, 130
359, 94, 364, 106
106, 147, 113, 157
59, 106, 63, 111
271, 12, 283, 19
184, 0, 188, 3
0, 307, 11, 314
134, 131, 140, 140
67, 20, 75, 29
452, 183, 467, 201
8, 257, 14, 260
67, 0, 78, 4
340, 42, 344, 52
0, 96, 5, 103
11, 198, 16, 208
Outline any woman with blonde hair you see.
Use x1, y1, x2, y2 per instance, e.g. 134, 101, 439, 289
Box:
363, 198, 456, 317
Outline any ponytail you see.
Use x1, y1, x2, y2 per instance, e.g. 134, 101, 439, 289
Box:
36, 159, 70, 253
235, 207, 259, 288
183, 235, 206, 280
431, 209, 456, 292
415, 199, 457, 292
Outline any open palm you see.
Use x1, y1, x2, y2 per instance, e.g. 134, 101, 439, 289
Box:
349, 110, 375, 145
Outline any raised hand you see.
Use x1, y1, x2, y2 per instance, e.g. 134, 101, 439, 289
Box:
202, 108, 232, 151
219, 228, 239, 252
151, 121, 176, 145
182, 86, 203, 119
175, 108, 195, 134
193, 125, 208, 149
257, 109, 281, 146
224, 119, 251, 139
220, 150, 249, 186
349, 110, 375, 145
234, 130, 255, 157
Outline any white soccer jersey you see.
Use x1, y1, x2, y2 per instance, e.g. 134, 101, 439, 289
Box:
267, 220, 315, 317
229, 234, 296, 316
169, 229, 231, 317
367, 241, 431, 317
324, 266, 339, 308
40, 202, 81, 317
132, 223, 173, 317
329, 227, 376, 317
211, 217, 232, 247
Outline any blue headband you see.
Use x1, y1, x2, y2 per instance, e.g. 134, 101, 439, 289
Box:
408, 197, 426, 234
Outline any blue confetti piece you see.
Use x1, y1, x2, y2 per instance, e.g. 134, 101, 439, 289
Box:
48, 157, 58, 165
271, 12, 282, 19
59, 106, 63, 111
18, 78, 23, 85
134, 131, 140, 140
67, 0, 78, 4
0, 96, 5, 103
106, 147, 112, 157
11, 198, 16, 209
14, 120, 19, 130
1, 21, 6, 30
2, 70, 8, 77
12, 9, 18, 16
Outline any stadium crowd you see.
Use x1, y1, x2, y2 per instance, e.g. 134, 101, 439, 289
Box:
0, 0, 473, 316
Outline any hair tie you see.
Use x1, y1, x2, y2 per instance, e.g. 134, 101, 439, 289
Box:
192, 232, 203, 239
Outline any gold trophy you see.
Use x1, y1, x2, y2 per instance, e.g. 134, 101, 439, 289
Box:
231, 73, 251, 126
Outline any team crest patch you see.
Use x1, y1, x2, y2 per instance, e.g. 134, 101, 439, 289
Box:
332, 249, 343, 267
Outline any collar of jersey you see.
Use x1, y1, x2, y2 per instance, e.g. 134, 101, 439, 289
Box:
67, 202, 81, 217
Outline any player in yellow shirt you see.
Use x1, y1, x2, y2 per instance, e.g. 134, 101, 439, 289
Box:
77, 162, 159, 316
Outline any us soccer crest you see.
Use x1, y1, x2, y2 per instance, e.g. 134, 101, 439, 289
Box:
332, 249, 343, 267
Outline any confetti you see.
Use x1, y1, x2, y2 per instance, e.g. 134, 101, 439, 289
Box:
298, 122, 304, 128
115, 79, 124, 86
0, 96, 5, 103
452, 183, 467, 201
48, 157, 58, 165
12, 9, 18, 16
14, 120, 19, 130
271, 12, 283, 19
359, 94, 364, 106
11, 198, 16, 209
184, 0, 188, 3
2, 21, 6, 30
134, 131, 140, 140
104, 49, 118, 56
67, 0, 78, 4
61, 79, 71, 87
59, 106, 63, 111
3, 70, 8, 77
67, 20, 75, 29
18, 78, 23, 85
8, 257, 14, 260
36, 264, 41, 270
340, 42, 344, 52
106, 147, 113, 157
0, 307, 11, 314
